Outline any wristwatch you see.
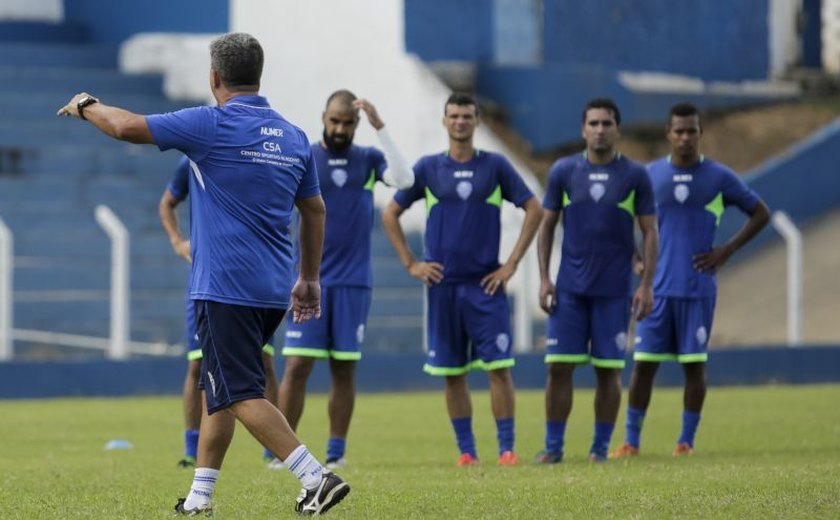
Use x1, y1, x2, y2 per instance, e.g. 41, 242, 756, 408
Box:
77, 95, 99, 120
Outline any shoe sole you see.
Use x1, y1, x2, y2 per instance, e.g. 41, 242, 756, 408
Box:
315, 482, 350, 515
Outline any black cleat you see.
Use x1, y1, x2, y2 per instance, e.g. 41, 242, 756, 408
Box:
295, 471, 350, 516
174, 497, 213, 516
176, 458, 196, 469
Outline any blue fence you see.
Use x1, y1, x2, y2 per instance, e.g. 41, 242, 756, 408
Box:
1, 347, 838, 399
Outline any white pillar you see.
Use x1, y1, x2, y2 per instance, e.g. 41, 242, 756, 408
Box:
0, 218, 13, 361
771, 211, 802, 346
95, 206, 130, 360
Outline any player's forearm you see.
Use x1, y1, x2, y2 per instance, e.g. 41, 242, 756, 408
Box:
381, 206, 416, 269
640, 226, 659, 288
296, 197, 326, 280
377, 128, 414, 190
536, 211, 558, 281
723, 200, 770, 256
158, 205, 183, 246
82, 103, 154, 144
505, 198, 542, 268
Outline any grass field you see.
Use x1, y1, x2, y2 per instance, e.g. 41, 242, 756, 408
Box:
1, 385, 838, 519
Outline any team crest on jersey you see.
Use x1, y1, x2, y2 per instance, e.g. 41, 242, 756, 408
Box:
331, 168, 348, 187
696, 326, 708, 346
456, 181, 473, 200
615, 332, 628, 350
496, 333, 510, 352
674, 183, 689, 203
590, 182, 605, 202
356, 324, 366, 344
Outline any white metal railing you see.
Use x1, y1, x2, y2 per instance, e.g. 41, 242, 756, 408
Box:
95, 205, 130, 360
771, 211, 802, 346
0, 217, 12, 360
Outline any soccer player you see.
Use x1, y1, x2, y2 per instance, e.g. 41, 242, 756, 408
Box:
273, 90, 413, 470
536, 98, 659, 463
610, 102, 769, 459
159, 156, 281, 468
58, 33, 349, 516
381, 92, 543, 467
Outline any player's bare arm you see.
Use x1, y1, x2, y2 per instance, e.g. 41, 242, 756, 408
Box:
159, 190, 192, 263
292, 195, 326, 324
693, 199, 770, 273
481, 196, 543, 295
382, 200, 443, 285
632, 214, 659, 320
536, 208, 560, 313
57, 92, 154, 144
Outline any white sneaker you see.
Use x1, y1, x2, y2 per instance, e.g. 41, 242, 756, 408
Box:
325, 457, 347, 470
266, 457, 286, 470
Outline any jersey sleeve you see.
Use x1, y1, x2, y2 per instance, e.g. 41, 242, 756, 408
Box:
296, 137, 321, 199
497, 155, 534, 207
721, 167, 760, 212
393, 157, 427, 208
145, 106, 217, 160
166, 156, 191, 201
542, 160, 566, 211
369, 147, 388, 183
633, 164, 656, 216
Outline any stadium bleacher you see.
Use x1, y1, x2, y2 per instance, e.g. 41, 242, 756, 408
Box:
0, 21, 425, 358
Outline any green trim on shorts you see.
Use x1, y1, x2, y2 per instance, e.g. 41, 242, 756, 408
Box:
678, 353, 708, 363
591, 357, 626, 369
469, 358, 515, 371
281, 347, 330, 359
633, 352, 679, 362
423, 363, 469, 376
331, 351, 362, 361
187, 349, 203, 361
262, 344, 275, 356
545, 353, 590, 364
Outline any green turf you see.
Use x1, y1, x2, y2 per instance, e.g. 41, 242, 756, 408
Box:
0, 385, 838, 519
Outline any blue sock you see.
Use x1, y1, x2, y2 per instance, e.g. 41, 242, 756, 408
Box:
451, 417, 476, 457
678, 411, 701, 447
263, 447, 274, 461
326, 437, 346, 461
545, 420, 566, 456
590, 422, 615, 458
495, 417, 514, 455
185, 429, 199, 460
625, 407, 646, 449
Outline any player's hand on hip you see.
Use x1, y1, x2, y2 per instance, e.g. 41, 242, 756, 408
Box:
481, 263, 514, 296
174, 239, 192, 264
692, 246, 731, 274
632, 285, 654, 321
408, 261, 444, 286
352, 99, 384, 130
290, 279, 322, 324
539, 278, 557, 314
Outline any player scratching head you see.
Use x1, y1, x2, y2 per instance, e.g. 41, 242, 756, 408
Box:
322, 89, 360, 152
581, 97, 621, 165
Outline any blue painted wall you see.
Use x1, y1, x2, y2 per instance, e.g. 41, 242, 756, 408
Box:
1, 348, 838, 399
63, 0, 228, 43
404, 0, 493, 61
543, 0, 769, 82
718, 118, 840, 251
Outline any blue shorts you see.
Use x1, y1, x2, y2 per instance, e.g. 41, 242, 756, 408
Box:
282, 286, 371, 361
545, 292, 630, 368
634, 296, 715, 363
425, 281, 514, 376
186, 298, 275, 361
195, 300, 285, 414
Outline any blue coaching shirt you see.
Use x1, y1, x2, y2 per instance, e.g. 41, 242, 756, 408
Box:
167, 156, 190, 202
647, 156, 760, 298
544, 152, 655, 297
146, 95, 320, 308
394, 150, 533, 282
304, 143, 386, 288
